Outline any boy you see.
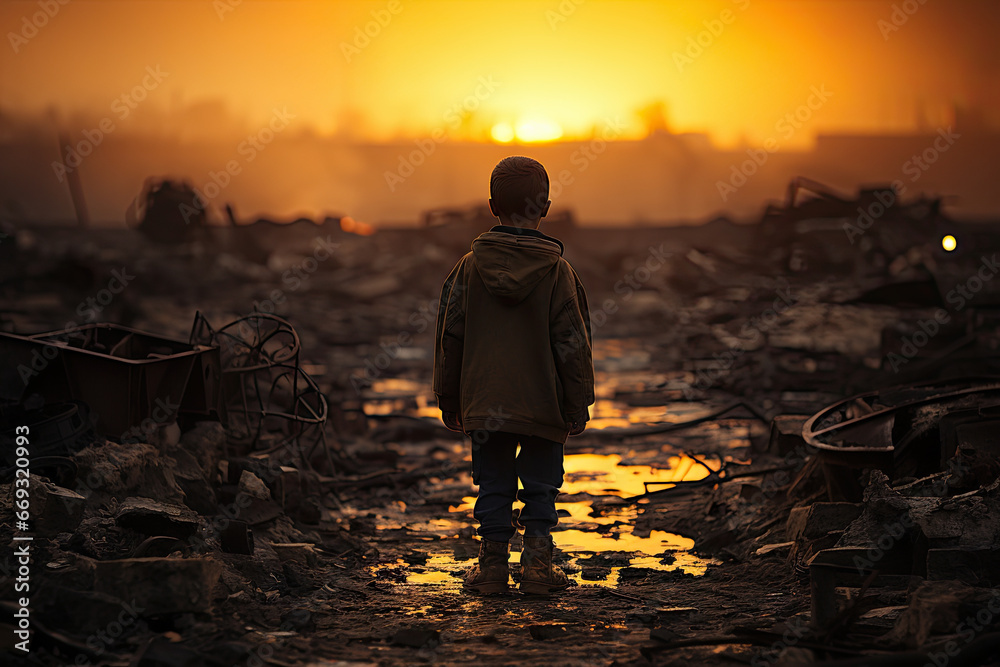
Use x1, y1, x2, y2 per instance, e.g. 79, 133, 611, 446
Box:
433, 156, 595, 594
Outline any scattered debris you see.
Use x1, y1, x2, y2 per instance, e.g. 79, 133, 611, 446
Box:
6, 184, 1000, 664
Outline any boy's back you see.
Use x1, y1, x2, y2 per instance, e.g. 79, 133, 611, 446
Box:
434, 225, 593, 443
432, 156, 595, 596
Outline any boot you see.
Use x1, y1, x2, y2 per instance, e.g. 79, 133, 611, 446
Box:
519, 535, 570, 594
463, 538, 510, 593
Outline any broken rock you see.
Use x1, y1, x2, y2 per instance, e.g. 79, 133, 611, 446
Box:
115, 497, 200, 539
270, 542, 318, 567
79, 555, 222, 616
238, 470, 272, 500
176, 421, 226, 477
786, 502, 862, 543
168, 448, 218, 516
72, 441, 186, 506
26, 476, 86, 536
767, 415, 810, 456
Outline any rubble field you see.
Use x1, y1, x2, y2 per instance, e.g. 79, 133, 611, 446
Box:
4, 213, 1000, 666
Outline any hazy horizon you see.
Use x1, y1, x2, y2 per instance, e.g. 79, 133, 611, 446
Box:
2, 0, 998, 226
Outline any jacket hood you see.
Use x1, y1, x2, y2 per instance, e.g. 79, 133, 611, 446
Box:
471, 230, 563, 304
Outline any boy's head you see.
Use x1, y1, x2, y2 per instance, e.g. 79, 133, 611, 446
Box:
489, 156, 551, 228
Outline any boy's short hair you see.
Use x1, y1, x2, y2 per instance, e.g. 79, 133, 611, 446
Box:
490, 156, 549, 221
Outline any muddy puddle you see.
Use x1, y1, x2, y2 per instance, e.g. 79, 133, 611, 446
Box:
368, 452, 720, 594
361, 338, 728, 595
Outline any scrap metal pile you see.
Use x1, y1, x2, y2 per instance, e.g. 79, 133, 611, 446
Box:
627, 377, 1000, 662
0, 306, 357, 664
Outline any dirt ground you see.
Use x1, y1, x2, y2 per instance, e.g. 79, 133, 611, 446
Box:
2, 221, 989, 665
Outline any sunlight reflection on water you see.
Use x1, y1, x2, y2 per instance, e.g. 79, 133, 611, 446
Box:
373, 452, 719, 594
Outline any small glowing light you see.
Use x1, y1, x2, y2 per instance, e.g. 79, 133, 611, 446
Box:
515, 118, 563, 143
490, 122, 514, 143
942, 234, 957, 252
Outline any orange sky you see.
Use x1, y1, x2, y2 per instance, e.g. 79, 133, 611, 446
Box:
2, 0, 998, 148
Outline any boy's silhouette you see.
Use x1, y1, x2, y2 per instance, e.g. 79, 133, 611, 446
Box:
433, 156, 595, 594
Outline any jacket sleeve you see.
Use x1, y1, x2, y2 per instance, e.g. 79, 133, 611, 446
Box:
432, 258, 467, 413
550, 266, 595, 424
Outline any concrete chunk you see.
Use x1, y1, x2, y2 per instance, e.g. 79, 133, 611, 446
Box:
72, 441, 185, 505
787, 502, 863, 542
28, 477, 86, 536
270, 542, 318, 567
768, 415, 810, 456
81, 556, 222, 615
115, 496, 200, 538
238, 470, 272, 500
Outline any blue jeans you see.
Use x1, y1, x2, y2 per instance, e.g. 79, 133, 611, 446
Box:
470, 430, 564, 542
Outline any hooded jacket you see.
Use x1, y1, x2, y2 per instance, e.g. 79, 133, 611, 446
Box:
433, 226, 595, 443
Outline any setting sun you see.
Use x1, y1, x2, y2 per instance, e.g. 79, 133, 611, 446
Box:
490, 118, 563, 143
514, 118, 564, 143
